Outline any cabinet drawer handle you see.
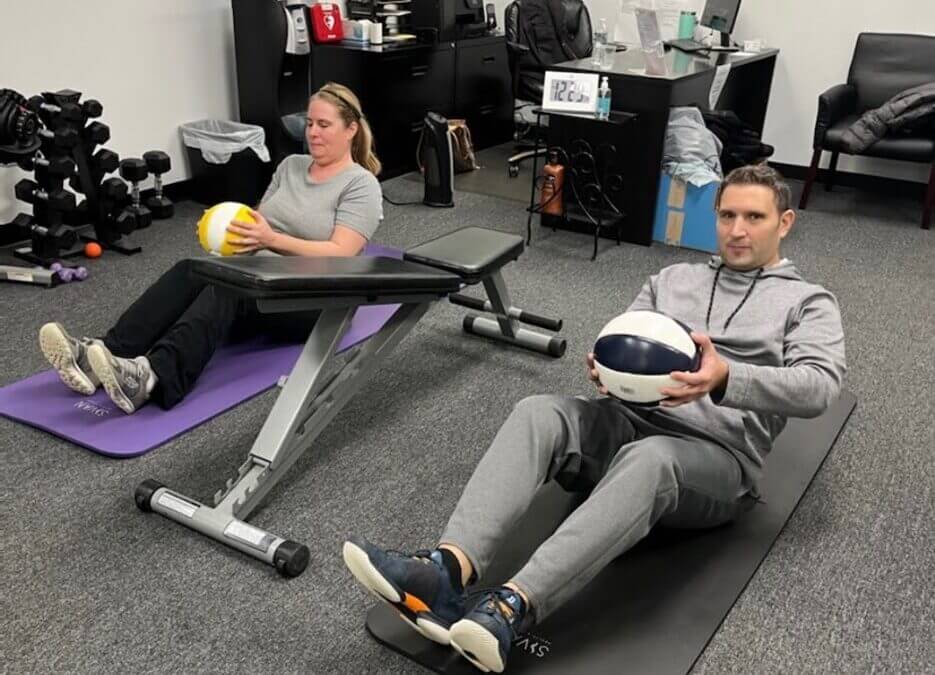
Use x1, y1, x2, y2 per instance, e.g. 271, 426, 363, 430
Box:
410, 66, 429, 78
410, 121, 424, 133
479, 104, 496, 115
482, 55, 496, 64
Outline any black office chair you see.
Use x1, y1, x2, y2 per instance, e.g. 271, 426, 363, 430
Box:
504, 0, 593, 176
799, 32, 935, 229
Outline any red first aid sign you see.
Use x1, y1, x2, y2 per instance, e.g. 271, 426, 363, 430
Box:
310, 3, 344, 43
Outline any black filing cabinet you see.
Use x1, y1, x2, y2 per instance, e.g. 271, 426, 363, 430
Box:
310, 38, 510, 178
231, 0, 513, 180
312, 42, 458, 179
369, 43, 456, 178
455, 36, 513, 149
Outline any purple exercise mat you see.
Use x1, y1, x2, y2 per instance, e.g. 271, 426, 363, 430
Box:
0, 244, 403, 458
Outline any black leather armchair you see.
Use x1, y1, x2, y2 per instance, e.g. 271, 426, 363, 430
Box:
799, 33, 935, 229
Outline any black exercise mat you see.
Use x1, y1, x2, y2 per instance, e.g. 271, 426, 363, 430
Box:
366, 391, 858, 674
403, 144, 532, 204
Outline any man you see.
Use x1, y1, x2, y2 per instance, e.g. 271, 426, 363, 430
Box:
343, 165, 846, 673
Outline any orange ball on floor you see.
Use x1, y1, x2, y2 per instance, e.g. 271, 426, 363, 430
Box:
84, 242, 103, 258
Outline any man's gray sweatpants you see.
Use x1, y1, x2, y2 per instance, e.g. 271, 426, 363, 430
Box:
439, 394, 753, 621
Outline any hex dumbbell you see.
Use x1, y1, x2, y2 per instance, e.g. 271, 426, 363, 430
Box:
84, 121, 110, 147
80, 99, 103, 119
68, 148, 121, 194
99, 177, 139, 235
33, 224, 78, 252
37, 126, 79, 149
18, 154, 76, 178
101, 177, 128, 203
11, 213, 34, 237
13, 213, 78, 259
93, 149, 119, 175
27, 96, 83, 124
118, 158, 152, 229
14, 179, 76, 210
143, 150, 173, 219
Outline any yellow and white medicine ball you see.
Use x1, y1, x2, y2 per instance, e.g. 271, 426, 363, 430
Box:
196, 202, 254, 256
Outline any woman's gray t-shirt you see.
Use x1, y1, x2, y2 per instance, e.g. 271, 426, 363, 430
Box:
258, 155, 383, 243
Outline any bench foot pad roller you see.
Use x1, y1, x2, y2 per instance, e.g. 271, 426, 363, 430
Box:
274, 540, 311, 577
135, 479, 165, 512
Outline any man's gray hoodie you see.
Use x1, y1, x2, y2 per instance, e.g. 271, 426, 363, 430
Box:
623, 257, 846, 491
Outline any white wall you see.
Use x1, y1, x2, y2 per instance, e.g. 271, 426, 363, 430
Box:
0, 0, 237, 223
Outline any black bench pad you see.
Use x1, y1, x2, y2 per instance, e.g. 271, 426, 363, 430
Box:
404, 227, 524, 284
189, 255, 462, 300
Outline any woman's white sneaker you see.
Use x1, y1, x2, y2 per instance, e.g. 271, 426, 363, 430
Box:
39, 322, 101, 396
87, 343, 154, 414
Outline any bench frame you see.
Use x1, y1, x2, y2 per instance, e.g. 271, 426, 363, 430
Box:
135, 227, 566, 576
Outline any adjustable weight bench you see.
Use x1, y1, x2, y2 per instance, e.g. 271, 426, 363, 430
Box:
134, 228, 564, 577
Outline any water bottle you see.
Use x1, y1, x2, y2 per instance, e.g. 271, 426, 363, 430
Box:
678, 10, 697, 40
592, 18, 608, 65
597, 76, 612, 120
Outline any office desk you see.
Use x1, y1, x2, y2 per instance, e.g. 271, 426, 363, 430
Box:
550, 48, 779, 246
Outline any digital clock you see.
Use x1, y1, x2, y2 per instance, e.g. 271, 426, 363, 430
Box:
541, 71, 600, 114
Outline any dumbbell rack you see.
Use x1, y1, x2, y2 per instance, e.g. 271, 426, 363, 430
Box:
43, 88, 144, 255
2, 88, 176, 286
0, 89, 57, 286
9, 101, 86, 271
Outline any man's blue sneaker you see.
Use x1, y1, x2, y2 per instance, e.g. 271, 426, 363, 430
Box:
343, 536, 465, 645
450, 587, 531, 673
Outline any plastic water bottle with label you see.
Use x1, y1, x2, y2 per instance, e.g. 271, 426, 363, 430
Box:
597, 76, 612, 120
591, 18, 608, 65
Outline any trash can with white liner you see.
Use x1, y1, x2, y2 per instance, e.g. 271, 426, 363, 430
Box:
180, 120, 271, 205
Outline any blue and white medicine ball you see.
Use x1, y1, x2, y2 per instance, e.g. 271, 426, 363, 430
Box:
593, 310, 701, 404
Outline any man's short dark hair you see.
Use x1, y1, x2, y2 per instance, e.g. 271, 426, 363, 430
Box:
715, 164, 792, 213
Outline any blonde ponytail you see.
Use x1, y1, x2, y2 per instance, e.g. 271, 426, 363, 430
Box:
312, 82, 382, 176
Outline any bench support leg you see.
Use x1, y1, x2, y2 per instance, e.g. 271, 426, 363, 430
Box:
457, 271, 567, 358
135, 301, 431, 577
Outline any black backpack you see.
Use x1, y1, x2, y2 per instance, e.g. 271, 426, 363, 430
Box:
702, 109, 775, 172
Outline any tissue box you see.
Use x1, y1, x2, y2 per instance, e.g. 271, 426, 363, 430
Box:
652, 173, 720, 253
342, 20, 370, 44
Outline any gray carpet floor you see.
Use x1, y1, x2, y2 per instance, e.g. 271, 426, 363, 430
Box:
1, 169, 932, 674
403, 143, 533, 203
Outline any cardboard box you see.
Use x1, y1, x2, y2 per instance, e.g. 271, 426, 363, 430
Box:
652, 173, 720, 253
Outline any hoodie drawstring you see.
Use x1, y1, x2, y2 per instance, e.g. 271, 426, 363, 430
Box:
706, 265, 763, 331
705, 264, 724, 330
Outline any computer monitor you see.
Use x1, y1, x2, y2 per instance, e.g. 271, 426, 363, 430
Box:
701, 0, 741, 42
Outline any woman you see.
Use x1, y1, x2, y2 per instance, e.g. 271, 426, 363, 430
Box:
39, 83, 382, 414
